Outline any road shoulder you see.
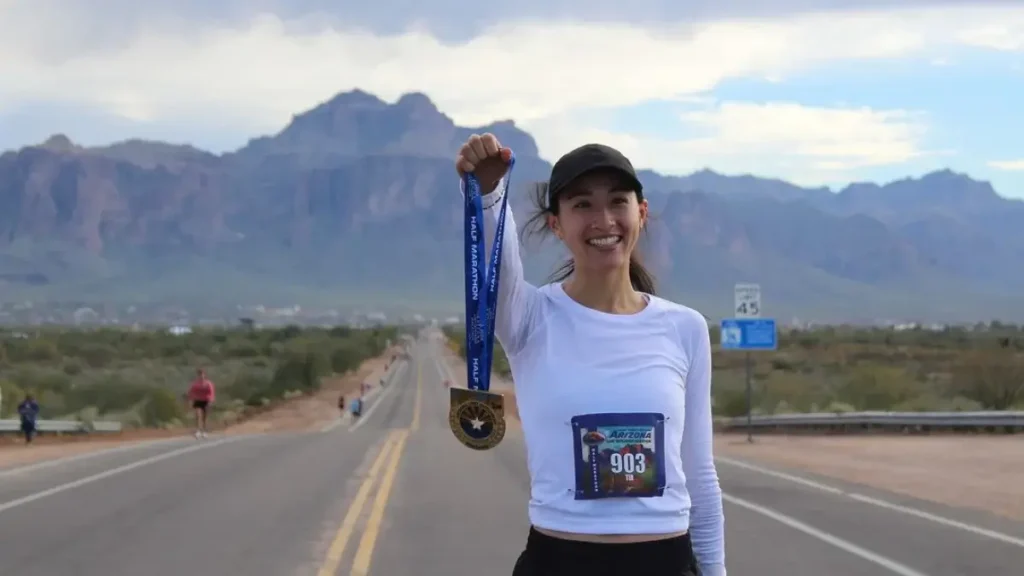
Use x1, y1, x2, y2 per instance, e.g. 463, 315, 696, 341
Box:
716, 434, 1024, 521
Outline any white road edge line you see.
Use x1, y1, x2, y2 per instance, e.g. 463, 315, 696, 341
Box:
723, 492, 932, 576
433, 351, 455, 384
716, 456, 1024, 549
348, 361, 407, 432
0, 435, 250, 516
0, 436, 188, 479
846, 492, 1024, 549
716, 456, 844, 495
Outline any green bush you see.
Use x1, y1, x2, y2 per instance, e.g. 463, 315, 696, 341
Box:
141, 388, 186, 426
0, 324, 400, 428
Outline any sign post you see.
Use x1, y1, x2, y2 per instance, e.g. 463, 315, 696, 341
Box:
722, 283, 775, 443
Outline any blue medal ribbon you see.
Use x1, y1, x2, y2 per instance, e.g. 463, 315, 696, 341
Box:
463, 152, 516, 392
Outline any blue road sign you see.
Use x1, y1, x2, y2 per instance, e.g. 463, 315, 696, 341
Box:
720, 318, 777, 351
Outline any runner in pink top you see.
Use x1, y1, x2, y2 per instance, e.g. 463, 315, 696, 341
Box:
187, 368, 216, 439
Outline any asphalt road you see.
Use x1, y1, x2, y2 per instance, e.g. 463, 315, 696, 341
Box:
1, 332, 1023, 576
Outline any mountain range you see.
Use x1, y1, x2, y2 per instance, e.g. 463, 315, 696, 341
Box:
2, 89, 1023, 324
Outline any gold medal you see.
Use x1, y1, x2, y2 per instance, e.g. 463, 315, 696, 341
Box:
448, 387, 506, 450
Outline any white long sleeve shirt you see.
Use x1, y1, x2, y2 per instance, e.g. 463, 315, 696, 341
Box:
471, 178, 726, 576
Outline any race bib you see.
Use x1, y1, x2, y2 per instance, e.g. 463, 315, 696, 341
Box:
570, 412, 666, 500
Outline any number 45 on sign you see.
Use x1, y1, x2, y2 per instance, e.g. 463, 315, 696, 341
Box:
734, 283, 761, 318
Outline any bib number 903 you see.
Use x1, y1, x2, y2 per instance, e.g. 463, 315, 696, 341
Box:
609, 452, 647, 476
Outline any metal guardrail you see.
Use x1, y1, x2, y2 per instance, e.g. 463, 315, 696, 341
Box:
718, 411, 1024, 433
0, 419, 124, 434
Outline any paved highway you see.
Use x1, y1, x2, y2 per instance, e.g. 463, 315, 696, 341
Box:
1, 333, 1023, 575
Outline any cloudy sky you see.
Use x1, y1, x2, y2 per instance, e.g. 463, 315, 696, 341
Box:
3, 0, 1024, 197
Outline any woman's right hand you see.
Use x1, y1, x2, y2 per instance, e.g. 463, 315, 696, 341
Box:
455, 133, 513, 195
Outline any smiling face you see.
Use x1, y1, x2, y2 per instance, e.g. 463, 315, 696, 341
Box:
546, 169, 649, 276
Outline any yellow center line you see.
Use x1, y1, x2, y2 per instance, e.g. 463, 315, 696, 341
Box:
317, 430, 400, 576
349, 429, 410, 576
410, 357, 422, 431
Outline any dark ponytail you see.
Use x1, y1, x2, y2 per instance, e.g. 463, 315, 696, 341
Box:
627, 252, 657, 295
522, 181, 658, 295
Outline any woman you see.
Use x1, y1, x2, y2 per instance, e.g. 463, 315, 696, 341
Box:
455, 134, 726, 576
187, 368, 215, 439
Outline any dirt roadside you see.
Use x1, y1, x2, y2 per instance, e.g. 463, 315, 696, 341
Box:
715, 434, 1024, 521
439, 348, 1024, 521
0, 348, 402, 470
223, 348, 401, 435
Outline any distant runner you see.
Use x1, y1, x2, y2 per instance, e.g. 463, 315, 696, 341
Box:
187, 368, 216, 439
350, 395, 363, 419
17, 394, 40, 444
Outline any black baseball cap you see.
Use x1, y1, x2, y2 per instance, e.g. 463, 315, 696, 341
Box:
547, 143, 644, 207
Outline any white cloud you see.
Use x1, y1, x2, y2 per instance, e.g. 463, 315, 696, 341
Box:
3, 5, 1024, 127
0, 3, 1023, 181
679, 102, 927, 167
987, 159, 1024, 171
955, 23, 1024, 51
524, 101, 930, 186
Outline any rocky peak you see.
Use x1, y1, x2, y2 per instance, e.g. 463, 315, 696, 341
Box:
39, 134, 80, 154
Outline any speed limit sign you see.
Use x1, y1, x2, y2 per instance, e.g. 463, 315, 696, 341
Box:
734, 283, 761, 318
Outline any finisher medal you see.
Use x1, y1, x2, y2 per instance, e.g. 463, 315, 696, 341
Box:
449, 152, 515, 451
449, 387, 506, 451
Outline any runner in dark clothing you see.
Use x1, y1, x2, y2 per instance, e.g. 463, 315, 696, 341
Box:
18, 394, 40, 444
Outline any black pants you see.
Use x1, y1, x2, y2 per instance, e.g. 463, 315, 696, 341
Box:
21, 421, 35, 443
512, 527, 702, 576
